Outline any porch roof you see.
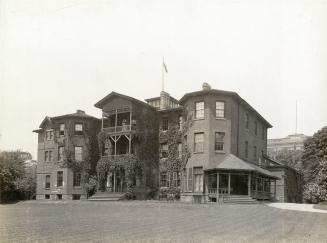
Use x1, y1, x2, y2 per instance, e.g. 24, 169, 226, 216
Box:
212, 154, 280, 179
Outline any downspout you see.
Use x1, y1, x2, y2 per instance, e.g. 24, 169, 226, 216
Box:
237, 102, 240, 156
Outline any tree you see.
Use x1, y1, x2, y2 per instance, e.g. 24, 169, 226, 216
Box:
274, 148, 303, 170
302, 126, 327, 183
0, 150, 34, 202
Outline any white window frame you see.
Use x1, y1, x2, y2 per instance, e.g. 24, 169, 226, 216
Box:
216, 101, 225, 118
195, 101, 204, 119
74, 146, 83, 161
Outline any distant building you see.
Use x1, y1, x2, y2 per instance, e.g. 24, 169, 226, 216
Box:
267, 134, 310, 159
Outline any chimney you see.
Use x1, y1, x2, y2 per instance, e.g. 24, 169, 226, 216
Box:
160, 91, 170, 110
76, 110, 85, 114
202, 82, 211, 91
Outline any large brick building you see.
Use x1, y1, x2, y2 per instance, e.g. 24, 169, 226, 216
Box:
33, 83, 302, 202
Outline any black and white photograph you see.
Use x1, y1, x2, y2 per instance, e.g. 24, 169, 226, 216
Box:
0, 0, 327, 242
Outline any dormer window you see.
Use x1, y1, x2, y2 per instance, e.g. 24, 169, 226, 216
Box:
75, 123, 83, 135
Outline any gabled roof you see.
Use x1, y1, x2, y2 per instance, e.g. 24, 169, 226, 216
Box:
179, 89, 272, 128
211, 154, 279, 179
33, 110, 99, 133
94, 91, 155, 110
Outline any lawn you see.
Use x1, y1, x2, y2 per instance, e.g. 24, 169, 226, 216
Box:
1, 200, 327, 242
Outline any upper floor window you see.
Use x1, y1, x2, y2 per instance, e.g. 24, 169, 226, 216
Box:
178, 143, 182, 159
245, 141, 248, 158
162, 117, 168, 131
45, 150, 52, 162
73, 172, 81, 187
160, 172, 167, 187
58, 146, 64, 161
194, 133, 204, 153
179, 116, 183, 131
253, 146, 257, 161
57, 171, 63, 187
254, 121, 258, 135
215, 132, 225, 151
216, 101, 225, 118
75, 123, 83, 135
245, 113, 249, 129
161, 143, 168, 158
262, 126, 265, 139
45, 130, 54, 140
74, 146, 83, 161
59, 123, 65, 136
195, 101, 204, 119
45, 175, 51, 189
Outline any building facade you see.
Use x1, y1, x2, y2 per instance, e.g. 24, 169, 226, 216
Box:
33, 110, 100, 200
34, 83, 303, 202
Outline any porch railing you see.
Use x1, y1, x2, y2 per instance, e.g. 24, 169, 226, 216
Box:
102, 124, 136, 133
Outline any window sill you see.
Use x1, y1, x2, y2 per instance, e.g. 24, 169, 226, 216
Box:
193, 118, 205, 121
73, 186, 82, 189
215, 117, 226, 120
193, 152, 204, 154
215, 151, 225, 154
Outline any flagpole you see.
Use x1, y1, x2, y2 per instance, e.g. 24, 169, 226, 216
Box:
162, 56, 165, 91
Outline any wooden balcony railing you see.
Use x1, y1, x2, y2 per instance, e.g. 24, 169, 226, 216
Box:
102, 124, 136, 133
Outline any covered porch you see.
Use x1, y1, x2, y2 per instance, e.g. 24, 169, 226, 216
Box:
204, 154, 279, 203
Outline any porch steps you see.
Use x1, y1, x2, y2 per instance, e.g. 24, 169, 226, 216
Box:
88, 192, 125, 201
223, 195, 258, 204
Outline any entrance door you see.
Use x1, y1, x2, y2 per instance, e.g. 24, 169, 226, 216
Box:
230, 174, 248, 195
106, 169, 125, 193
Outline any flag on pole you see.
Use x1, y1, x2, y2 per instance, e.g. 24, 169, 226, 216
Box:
163, 60, 168, 73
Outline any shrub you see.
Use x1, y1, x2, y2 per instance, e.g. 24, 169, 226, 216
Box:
303, 183, 327, 203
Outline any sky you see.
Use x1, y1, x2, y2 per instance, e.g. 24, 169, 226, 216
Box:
0, 0, 327, 160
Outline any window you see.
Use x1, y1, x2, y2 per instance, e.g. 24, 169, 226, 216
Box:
160, 172, 167, 187
177, 172, 181, 187
194, 167, 203, 192
45, 194, 50, 199
162, 117, 168, 131
253, 146, 257, 161
179, 116, 183, 130
195, 101, 204, 119
173, 172, 178, 187
254, 121, 258, 135
57, 194, 62, 200
45, 151, 52, 162
59, 123, 65, 136
45, 175, 50, 189
74, 146, 83, 161
45, 130, 54, 140
45, 151, 49, 162
57, 171, 63, 187
216, 101, 225, 118
161, 143, 168, 158
73, 172, 81, 187
262, 126, 265, 139
215, 132, 225, 151
245, 113, 249, 129
178, 143, 182, 159
75, 123, 83, 135
245, 141, 248, 158
187, 167, 193, 192
58, 146, 64, 161
194, 133, 204, 152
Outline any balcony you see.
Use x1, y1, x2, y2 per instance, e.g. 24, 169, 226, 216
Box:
102, 124, 136, 134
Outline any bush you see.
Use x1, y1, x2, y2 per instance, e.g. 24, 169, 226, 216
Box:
159, 187, 181, 200
303, 183, 327, 203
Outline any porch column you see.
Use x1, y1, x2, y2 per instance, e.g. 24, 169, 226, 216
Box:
115, 109, 118, 132
113, 171, 116, 193
248, 173, 251, 196
255, 175, 258, 199
216, 172, 220, 203
274, 179, 277, 200
129, 111, 132, 154
101, 113, 104, 130
228, 172, 231, 197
